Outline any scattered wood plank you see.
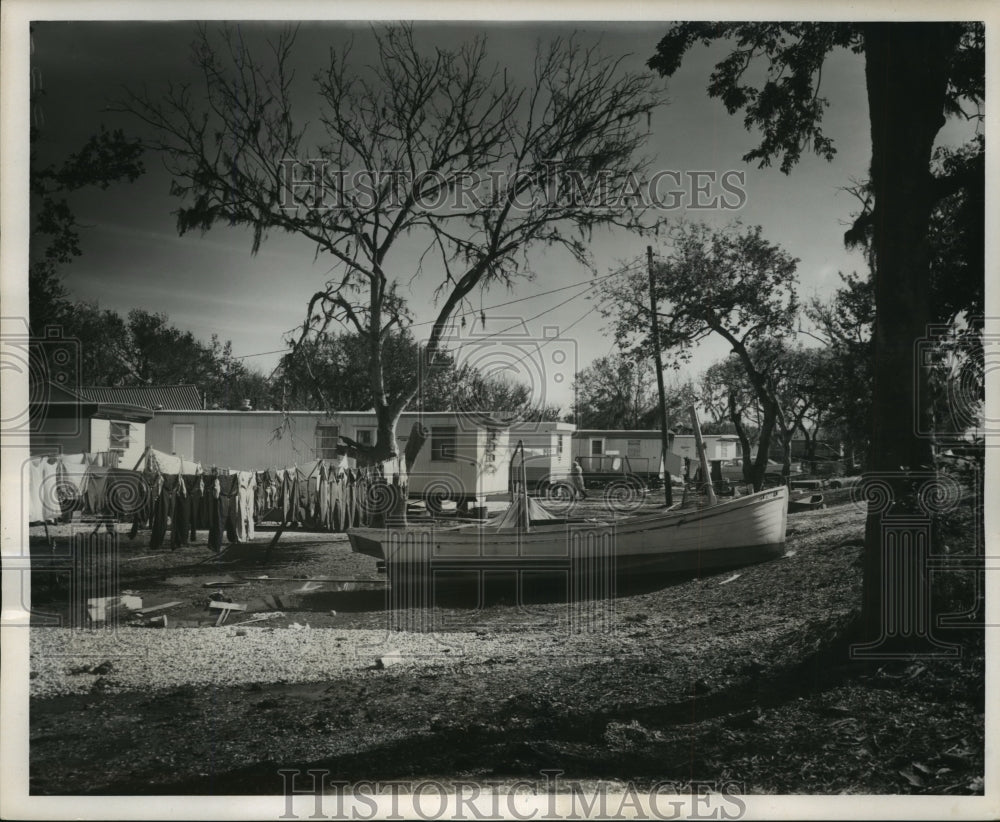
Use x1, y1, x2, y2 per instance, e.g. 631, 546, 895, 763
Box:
209, 600, 247, 626
136, 601, 182, 616
236, 575, 385, 583
208, 601, 247, 611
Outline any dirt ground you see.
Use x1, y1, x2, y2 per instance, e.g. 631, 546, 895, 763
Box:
25, 494, 985, 796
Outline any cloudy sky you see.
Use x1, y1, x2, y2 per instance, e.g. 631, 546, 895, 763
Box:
24, 16, 979, 411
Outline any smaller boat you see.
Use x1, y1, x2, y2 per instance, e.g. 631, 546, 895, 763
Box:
788, 493, 825, 513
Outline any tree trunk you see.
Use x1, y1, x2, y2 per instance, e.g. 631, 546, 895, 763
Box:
858, 23, 959, 650
711, 329, 783, 493
780, 428, 793, 484
844, 441, 856, 474
750, 400, 778, 492
366, 410, 429, 528
796, 414, 820, 474
728, 393, 754, 485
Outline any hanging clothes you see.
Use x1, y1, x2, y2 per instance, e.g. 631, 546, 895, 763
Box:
253, 471, 267, 522
170, 474, 190, 549
297, 468, 311, 524
148, 448, 201, 476
257, 468, 280, 523
59, 453, 90, 516
234, 471, 256, 542
28, 456, 63, 523
317, 463, 330, 530
129, 469, 158, 539
353, 469, 366, 527
279, 468, 291, 523
343, 470, 357, 530
26, 459, 39, 523
28, 458, 45, 523
100, 468, 144, 521
83, 463, 110, 516
307, 469, 320, 527
207, 476, 224, 552
55, 459, 78, 522
281, 468, 309, 525
359, 469, 372, 527
149, 474, 169, 549
217, 473, 240, 543
185, 474, 205, 542
334, 469, 347, 530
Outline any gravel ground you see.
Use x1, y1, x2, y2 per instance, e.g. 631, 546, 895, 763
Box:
29, 624, 627, 698
29, 499, 860, 698
24, 496, 987, 796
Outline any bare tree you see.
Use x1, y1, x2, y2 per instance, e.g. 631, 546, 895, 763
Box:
121, 23, 664, 522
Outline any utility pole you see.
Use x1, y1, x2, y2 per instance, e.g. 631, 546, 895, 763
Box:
647, 246, 673, 506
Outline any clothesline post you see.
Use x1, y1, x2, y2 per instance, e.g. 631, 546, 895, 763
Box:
131, 445, 151, 473
262, 523, 286, 565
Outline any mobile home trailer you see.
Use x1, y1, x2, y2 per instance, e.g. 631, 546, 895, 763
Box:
145, 410, 512, 505
507, 420, 576, 491
671, 434, 742, 478
570, 429, 668, 488
569, 430, 745, 486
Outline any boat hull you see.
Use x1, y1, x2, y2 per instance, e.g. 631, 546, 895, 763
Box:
788, 493, 825, 513
348, 486, 788, 579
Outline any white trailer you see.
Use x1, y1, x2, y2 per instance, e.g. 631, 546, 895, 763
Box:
670, 434, 742, 478
507, 421, 576, 491
145, 409, 512, 505
570, 429, 667, 487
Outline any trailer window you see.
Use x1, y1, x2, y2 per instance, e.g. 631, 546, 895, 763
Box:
557, 435, 564, 456
431, 426, 457, 461
627, 439, 641, 457
315, 423, 340, 459
590, 439, 603, 456
109, 421, 130, 452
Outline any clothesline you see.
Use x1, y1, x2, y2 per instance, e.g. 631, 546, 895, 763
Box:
27, 447, 381, 552
140, 447, 352, 484
136, 448, 378, 546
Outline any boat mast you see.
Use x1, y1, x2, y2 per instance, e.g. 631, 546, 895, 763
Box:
688, 404, 718, 506
511, 439, 530, 532
647, 246, 673, 507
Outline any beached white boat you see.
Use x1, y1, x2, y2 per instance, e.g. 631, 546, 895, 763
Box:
348, 485, 788, 580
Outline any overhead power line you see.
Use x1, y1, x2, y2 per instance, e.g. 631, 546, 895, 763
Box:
232, 263, 638, 361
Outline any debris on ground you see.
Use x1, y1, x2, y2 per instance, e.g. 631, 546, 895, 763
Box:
25, 499, 984, 796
